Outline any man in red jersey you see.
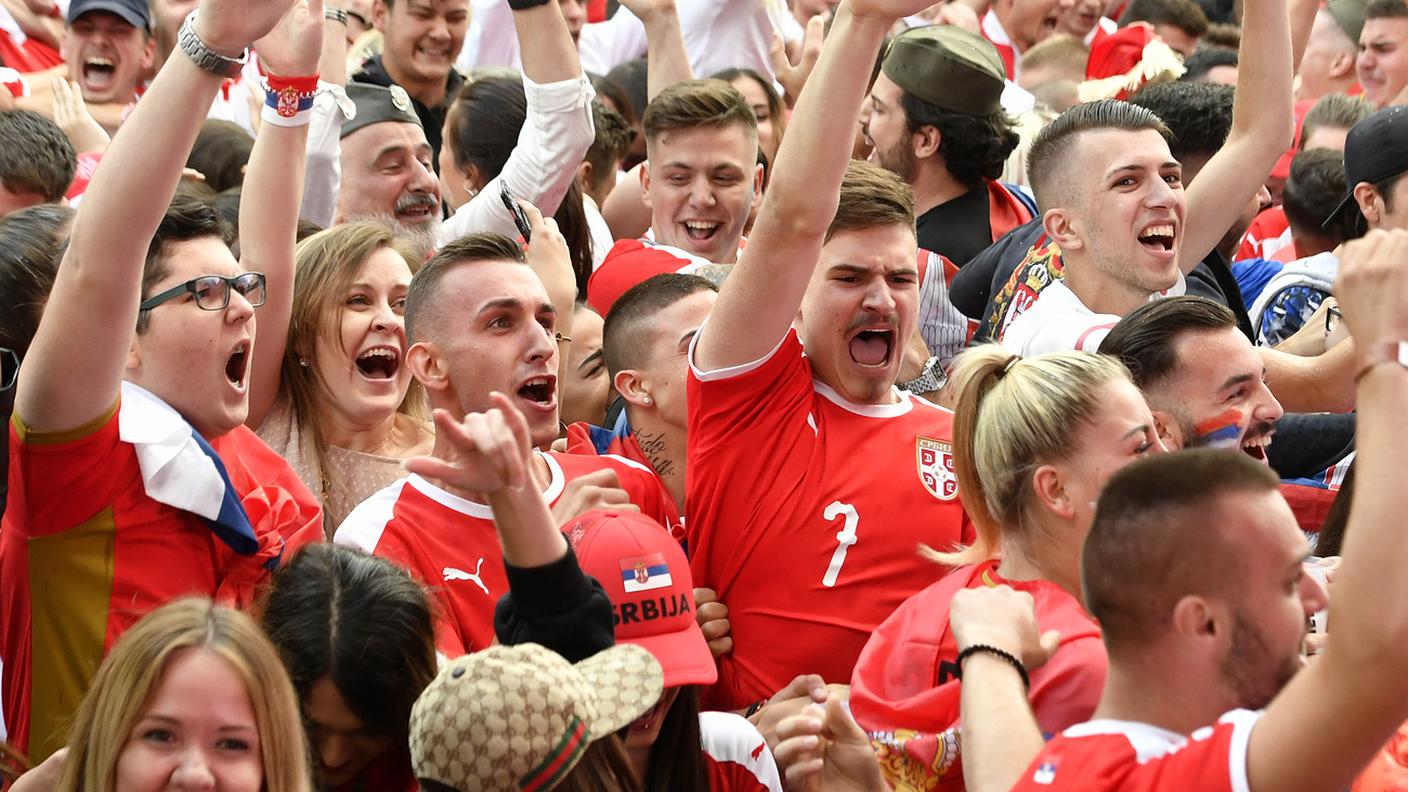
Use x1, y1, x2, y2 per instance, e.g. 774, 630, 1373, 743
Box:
685, 0, 972, 713
0, 0, 323, 762
336, 230, 678, 658
933, 232, 1408, 792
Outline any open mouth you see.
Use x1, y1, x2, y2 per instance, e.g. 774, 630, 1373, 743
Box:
681, 220, 721, 244
517, 375, 556, 408
1138, 224, 1175, 253
396, 203, 436, 223
225, 342, 250, 389
848, 328, 894, 368
1241, 433, 1270, 462
354, 346, 400, 381
630, 696, 669, 733
82, 57, 116, 90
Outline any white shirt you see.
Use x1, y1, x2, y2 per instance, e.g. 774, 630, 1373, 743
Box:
577, 0, 803, 80
1001, 275, 1186, 356
437, 73, 597, 244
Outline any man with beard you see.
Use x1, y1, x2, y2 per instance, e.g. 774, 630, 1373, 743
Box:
336, 83, 443, 256
60, 0, 154, 123
932, 238, 1408, 792
1099, 297, 1282, 460
862, 25, 1034, 268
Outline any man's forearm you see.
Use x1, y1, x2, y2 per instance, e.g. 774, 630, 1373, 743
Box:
960, 653, 1045, 792
636, 2, 693, 101
514, 0, 581, 85
1261, 340, 1356, 413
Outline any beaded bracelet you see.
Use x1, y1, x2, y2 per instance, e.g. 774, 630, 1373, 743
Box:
956, 643, 1030, 690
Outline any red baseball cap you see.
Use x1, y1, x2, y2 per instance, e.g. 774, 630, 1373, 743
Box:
565, 510, 718, 687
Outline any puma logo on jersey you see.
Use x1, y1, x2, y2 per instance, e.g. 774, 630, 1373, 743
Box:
442, 558, 489, 595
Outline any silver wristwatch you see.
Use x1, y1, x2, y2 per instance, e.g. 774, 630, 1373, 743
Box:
898, 355, 948, 395
177, 10, 247, 79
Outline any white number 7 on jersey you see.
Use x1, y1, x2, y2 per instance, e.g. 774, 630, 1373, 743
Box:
822, 501, 859, 587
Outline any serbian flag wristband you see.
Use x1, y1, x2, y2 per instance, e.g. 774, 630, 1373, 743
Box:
261, 73, 319, 127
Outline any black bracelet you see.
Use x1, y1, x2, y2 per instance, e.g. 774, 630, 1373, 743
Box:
506, 0, 551, 9
744, 699, 767, 718
956, 644, 1030, 690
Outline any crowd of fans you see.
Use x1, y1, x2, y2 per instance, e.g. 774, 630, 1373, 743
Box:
1, 0, 1406, 787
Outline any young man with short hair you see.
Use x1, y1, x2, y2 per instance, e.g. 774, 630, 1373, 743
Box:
61, 0, 154, 115
587, 78, 762, 313
355, 0, 469, 160
336, 230, 679, 658
0, 110, 74, 215
1357, 0, 1408, 106
981, 0, 1078, 79
686, 0, 971, 711
1117, 0, 1210, 58
1, 0, 323, 761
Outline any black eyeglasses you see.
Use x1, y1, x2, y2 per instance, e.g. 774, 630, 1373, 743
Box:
1, 347, 17, 392
1326, 304, 1342, 335
139, 272, 267, 314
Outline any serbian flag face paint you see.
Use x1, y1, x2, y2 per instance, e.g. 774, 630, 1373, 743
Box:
1193, 409, 1244, 449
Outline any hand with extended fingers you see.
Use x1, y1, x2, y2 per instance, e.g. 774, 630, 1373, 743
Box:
193, 0, 301, 58
404, 393, 534, 497
254, 0, 326, 77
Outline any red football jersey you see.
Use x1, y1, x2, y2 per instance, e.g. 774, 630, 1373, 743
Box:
1011, 709, 1261, 792
334, 451, 678, 657
701, 711, 783, 792
850, 560, 1106, 791
686, 328, 973, 710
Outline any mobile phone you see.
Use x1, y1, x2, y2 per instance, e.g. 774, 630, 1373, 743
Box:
500, 182, 533, 243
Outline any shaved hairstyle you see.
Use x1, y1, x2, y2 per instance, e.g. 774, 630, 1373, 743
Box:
404, 232, 525, 344
1026, 100, 1172, 211
1082, 448, 1281, 650
602, 273, 717, 378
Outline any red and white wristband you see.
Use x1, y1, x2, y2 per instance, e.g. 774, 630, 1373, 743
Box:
261, 73, 319, 127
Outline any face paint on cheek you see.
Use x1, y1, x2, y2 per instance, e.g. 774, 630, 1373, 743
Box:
1193, 408, 1245, 449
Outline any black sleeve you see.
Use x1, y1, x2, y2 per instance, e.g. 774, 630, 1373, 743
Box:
493, 546, 616, 662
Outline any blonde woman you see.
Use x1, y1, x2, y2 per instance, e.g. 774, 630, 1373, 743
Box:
849, 347, 1165, 792
54, 597, 310, 792
250, 222, 433, 532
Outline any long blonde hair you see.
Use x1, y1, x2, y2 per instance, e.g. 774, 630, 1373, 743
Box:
281, 223, 428, 480
930, 345, 1132, 567
55, 598, 311, 792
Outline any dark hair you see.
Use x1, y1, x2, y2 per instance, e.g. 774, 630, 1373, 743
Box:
1367, 0, 1408, 20
1118, 0, 1210, 36
642, 79, 758, 144
445, 75, 594, 289
899, 93, 1019, 188
828, 158, 916, 240
602, 273, 717, 378
405, 232, 525, 343
1129, 81, 1234, 162
187, 120, 255, 193
1082, 449, 1280, 649
642, 688, 709, 792
0, 109, 75, 204
585, 99, 633, 193
1301, 93, 1375, 150
1097, 295, 1238, 390
713, 67, 788, 147
256, 543, 436, 743
1026, 100, 1172, 209
1201, 21, 1241, 48
0, 204, 73, 354
137, 193, 234, 333
1179, 46, 1239, 82
603, 58, 650, 123
1283, 148, 1351, 243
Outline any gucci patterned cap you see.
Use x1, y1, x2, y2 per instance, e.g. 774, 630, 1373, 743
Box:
409, 642, 663, 792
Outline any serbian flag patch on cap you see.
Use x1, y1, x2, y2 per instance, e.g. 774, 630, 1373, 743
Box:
620, 553, 672, 593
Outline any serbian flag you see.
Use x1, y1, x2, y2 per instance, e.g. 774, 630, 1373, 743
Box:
620, 553, 672, 593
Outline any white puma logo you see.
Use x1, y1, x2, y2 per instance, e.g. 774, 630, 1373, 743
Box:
442, 558, 489, 595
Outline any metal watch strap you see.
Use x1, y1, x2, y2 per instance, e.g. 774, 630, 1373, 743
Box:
898, 355, 946, 394
177, 11, 247, 79
324, 6, 349, 23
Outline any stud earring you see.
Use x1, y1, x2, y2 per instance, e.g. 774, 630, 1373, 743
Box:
642, 394, 652, 405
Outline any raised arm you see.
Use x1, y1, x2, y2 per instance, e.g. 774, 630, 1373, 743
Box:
693, 0, 925, 372
15, 0, 294, 433
618, 0, 693, 100
1245, 229, 1408, 792
1259, 338, 1357, 413
243, 0, 322, 428
436, 0, 593, 243
1176, 0, 1296, 273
